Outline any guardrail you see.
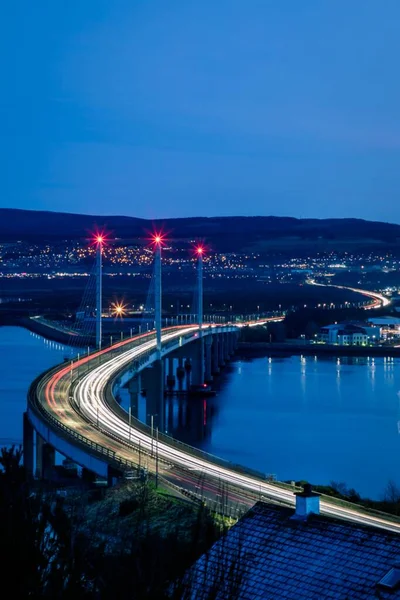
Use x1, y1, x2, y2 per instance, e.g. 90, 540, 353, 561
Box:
29, 324, 400, 527
28, 326, 231, 475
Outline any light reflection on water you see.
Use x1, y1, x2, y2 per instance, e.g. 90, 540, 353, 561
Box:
2, 325, 400, 500
191, 354, 400, 500
0, 326, 76, 444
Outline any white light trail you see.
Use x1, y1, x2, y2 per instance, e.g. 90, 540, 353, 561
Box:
307, 279, 390, 309
67, 325, 400, 533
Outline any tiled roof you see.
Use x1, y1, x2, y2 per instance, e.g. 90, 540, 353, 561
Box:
185, 502, 400, 599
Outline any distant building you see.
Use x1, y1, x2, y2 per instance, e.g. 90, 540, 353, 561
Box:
317, 322, 380, 345
318, 323, 341, 344
183, 487, 400, 599
337, 325, 368, 346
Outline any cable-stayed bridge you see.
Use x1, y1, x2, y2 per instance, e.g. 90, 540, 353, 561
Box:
23, 233, 400, 533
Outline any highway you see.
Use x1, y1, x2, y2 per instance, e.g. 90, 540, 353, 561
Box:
38, 321, 400, 534
307, 279, 391, 309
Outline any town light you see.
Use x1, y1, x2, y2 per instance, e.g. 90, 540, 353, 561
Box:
110, 301, 127, 317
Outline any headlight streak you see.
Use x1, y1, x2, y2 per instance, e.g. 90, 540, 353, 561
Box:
72, 331, 400, 533
41, 321, 400, 533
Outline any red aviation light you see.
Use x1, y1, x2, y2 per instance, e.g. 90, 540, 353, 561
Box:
150, 230, 166, 249
90, 229, 109, 247
192, 242, 207, 258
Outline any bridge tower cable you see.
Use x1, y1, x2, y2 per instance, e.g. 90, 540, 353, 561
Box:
95, 235, 103, 349
153, 234, 162, 356
196, 245, 204, 331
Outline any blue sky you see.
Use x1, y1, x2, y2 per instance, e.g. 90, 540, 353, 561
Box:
2, 0, 400, 221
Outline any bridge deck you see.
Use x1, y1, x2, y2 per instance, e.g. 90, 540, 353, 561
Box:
28, 322, 400, 533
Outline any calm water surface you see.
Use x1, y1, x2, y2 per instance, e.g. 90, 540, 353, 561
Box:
195, 355, 400, 500
1, 326, 399, 500
0, 326, 75, 444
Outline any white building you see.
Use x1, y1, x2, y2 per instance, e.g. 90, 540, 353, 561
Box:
317, 322, 376, 345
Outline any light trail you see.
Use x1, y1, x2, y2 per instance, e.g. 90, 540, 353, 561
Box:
39, 319, 400, 534
307, 279, 391, 309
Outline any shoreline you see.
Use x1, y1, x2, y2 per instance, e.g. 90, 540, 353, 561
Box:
0, 324, 393, 504
0, 315, 90, 347
238, 341, 400, 358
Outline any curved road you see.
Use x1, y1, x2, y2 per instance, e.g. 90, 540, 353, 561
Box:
38, 321, 400, 533
307, 278, 391, 309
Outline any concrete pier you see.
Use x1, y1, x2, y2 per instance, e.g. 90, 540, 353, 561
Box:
190, 339, 205, 386
128, 374, 141, 419
143, 360, 165, 432
166, 356, 175, 390
204, 336, 213, 382
212, 335, 220, 374
176, 357, 185, 391
218, 333, 226, 368
23, 411, 34, 477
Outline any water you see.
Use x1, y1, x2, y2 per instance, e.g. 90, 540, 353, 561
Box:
192, 355, 400, 500
0, 326, 75, 445
1, 325, 399, 500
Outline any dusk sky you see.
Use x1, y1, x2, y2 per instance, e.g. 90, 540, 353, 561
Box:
2, 1, 400, 222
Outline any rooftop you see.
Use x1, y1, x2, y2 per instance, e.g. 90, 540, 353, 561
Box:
185, 502, 400, 599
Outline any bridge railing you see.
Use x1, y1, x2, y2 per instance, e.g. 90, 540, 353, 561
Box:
29, 326, 215, 472
29, 327, 400, 525
69, 324, 267, 483
103, 383, 268, 484
29, 373, 148, 475
68, 325, 209, 380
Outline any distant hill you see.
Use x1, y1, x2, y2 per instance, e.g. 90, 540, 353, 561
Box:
1, 208, 400, 253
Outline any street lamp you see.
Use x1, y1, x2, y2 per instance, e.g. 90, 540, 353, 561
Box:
147, 413, 157, 456
155, 426, 159, 488
90, 386, 99, 429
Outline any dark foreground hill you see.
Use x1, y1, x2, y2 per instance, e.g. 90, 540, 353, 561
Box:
1, 208, 400, 253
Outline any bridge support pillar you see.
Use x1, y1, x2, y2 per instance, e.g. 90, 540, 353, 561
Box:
128, 374, 141, 419
176, 357, 185, 391
228, 332, 236, 356
43, 443, 55, 480
190, 338, 205, 386
35, 434, 55, 480
233, 331, 239, 351
184, 358, 192, 389
35, 433, 44, 479
166, 357, 175, 390
212, 335, 220, 375
144, 359, 165, 432
223, 333, 230, 362
23, 412, 34, 478
107, 465, 121, 487
218, 333, 225, 368
204, 336, 213, 383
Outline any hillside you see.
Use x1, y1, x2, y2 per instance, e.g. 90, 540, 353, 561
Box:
1, 208, 400, 253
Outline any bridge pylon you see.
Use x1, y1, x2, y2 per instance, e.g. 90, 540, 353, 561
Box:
153, 234, 162, 356
95, 235, 104, 349
196, 245, 204, 331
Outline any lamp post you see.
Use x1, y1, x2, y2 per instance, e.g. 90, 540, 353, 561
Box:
153, 234, 162, 356
197, 247, 204, 330
147, 413, 157, 456
95, 235, 103, 349
155, 426, 159, 488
